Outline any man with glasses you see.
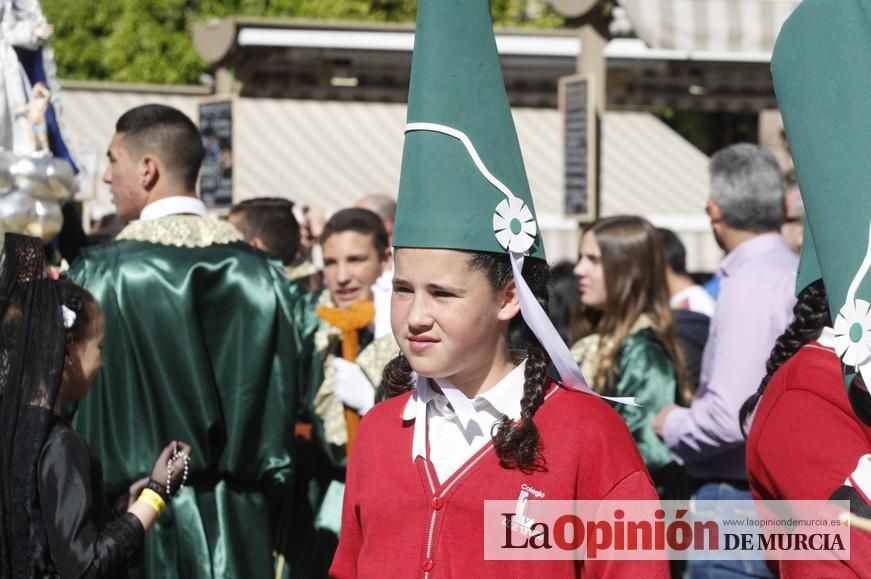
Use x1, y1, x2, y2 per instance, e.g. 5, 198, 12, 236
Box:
781, 185, 805, 254
652, 143, 797, 579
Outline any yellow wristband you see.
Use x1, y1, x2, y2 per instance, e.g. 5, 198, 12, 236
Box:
138, 488, 166, 515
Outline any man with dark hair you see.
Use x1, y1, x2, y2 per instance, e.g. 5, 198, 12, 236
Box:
107, 104, 206, 220
658, 228, 715, 317
284, 207, 398, 578
305, 206, 393, 441
229, 197, 323, 291
320, 207, 389, 264
781, 185, 804, 254
228, 197, 301, 266
68, 104, 299, 579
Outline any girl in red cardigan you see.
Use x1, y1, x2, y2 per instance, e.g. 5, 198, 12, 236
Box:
329, 0, 668, 576
742, 280, 871, 577
329, 246, 668, 578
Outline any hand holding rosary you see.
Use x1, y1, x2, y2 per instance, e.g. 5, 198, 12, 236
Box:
165, 444, 191, 496
145, 441, 193, 505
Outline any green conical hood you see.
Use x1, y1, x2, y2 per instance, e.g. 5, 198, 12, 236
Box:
773, 0, 871, 385
393, 0, 546, 260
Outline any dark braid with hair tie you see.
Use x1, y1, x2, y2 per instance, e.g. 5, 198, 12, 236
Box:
492, 339, 548, 472
383, 352, 415, 398
739, 278, 830, 436
476, 253, 552, 472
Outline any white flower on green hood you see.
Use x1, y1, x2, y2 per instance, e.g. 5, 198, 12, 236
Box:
493, 197, 537, 254
835, 299, 871, 368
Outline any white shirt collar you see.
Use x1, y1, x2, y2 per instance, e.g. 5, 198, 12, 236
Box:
401, 373, 435, 421
817, 326, 835, 349
139, 196, 207, 221
437, 363, 525, 428
402, 362, 526, 462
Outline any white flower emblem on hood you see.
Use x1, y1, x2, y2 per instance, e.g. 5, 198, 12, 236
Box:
493, 197, 537, 254
834, 298, 871, 367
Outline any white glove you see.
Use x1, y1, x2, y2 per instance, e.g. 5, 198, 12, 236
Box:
331, 358, 376, 415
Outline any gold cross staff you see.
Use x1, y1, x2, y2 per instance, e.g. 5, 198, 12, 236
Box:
316, 300, 375, 456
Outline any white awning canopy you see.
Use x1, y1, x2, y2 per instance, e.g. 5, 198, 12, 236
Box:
618, 0, 801, 58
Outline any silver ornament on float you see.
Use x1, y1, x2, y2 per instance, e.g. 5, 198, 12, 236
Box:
25, 199, 63, 241
10, 156, 51, 198
12, 176, 49, 202
44, 158, 75, 201
0, 190, 38, 233
0, 152, 71, 240
0, 152, 15, 194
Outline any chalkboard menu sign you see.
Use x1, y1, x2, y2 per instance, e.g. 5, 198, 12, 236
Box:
559, 74, 597, 221
198, 99, 233, 208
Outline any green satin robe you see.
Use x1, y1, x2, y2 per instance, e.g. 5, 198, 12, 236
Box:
607, 328, 678, 471
279, 290, 349, 579
278, 289, 399, 579
68, 239, 299, 579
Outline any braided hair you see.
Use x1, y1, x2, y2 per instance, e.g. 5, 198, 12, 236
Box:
383, 251, 552, 473
739, 279, 830, 436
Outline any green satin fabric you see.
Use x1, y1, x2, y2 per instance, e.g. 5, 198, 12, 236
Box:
608, 329, 678, 471
68, 240, 299, 579
278, 289, 346, 579
290, 287, 329, 426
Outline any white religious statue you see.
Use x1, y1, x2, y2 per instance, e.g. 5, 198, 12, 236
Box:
22, 81, 50, 152
0, 0, 73, 242
1, 0, 53, 154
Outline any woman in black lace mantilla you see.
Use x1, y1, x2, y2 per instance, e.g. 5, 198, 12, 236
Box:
0, 234, 192, 579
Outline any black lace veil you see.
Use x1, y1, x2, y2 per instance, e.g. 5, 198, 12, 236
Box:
0, 234, 66, 579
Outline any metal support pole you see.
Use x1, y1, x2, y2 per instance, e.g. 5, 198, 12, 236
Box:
578, 21, 607, 116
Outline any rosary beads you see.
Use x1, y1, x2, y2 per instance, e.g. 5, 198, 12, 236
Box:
166, 447, 191, 496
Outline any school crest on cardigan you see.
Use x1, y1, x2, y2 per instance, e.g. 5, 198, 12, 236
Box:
514, 483, 546, 530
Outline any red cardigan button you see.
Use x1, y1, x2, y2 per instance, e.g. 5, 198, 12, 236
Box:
431, 497, 444, 510
421, 558, 434, 571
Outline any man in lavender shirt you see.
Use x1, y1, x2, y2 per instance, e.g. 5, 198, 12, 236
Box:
653, 144, 797, 578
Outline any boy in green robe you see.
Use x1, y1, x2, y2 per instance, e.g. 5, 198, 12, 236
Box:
282, 207, 398, 578
228, 196, 322, 292
68, 104, 299, 579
